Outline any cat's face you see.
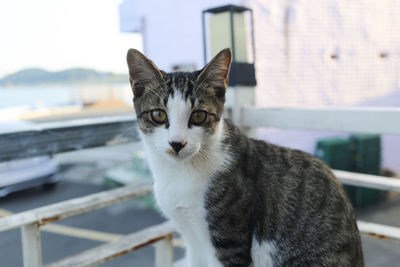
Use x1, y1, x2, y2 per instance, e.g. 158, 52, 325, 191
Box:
127, 48, 231, 162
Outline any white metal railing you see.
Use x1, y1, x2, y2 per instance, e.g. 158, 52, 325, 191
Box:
1, 106, 400, 266
0, 183, 176, 267
334, 170, 400, 241
241, 107, 400, 134
0, 115, 138, 162
334, 170, 400, 192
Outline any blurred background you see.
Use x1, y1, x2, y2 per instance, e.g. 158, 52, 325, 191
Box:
0, 0, 399, 266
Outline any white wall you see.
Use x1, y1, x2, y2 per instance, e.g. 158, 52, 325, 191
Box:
119, 0, 241, 71
245, 0, 400, 107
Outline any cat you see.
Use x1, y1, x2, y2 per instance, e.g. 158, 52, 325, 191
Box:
126, 48, 364, 267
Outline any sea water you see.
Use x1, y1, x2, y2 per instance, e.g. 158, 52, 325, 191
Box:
0, 84, 132, 115
0, 85, 82, 109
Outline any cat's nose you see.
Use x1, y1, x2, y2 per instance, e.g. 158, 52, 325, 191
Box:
169, 141, 187, 153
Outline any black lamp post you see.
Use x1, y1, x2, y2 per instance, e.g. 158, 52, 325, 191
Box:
202, 5, 256, 86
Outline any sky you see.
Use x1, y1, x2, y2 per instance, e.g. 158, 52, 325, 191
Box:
0, 0, 142, 77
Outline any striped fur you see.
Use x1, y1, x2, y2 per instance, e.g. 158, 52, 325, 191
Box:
127, 48, 364, 267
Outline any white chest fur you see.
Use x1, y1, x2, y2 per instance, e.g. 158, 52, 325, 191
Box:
141, 128, 229, 267
251, 238, 276, 267
145, 147, 225, 267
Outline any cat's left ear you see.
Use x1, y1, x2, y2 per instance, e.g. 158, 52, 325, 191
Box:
196, 48, 232, 97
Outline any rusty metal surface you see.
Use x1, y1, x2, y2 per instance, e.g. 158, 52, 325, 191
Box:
0, 183, 153, 232
0, 116, 139, 162
44, 222, 175, 267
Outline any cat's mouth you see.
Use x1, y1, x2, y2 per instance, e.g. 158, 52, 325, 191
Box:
166, 151, 187, 161
166, 148, 176, 156
164, 148, 197, 161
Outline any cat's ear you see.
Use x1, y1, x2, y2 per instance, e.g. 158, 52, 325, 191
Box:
196, 48, 232, 97
126, 49, 163, 97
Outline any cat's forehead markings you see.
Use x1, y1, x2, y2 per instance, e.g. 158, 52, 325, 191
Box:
165, 75, 175, 96
184, 79, 195, 102
165, 73, 194, 97
170, 75, 176, 93
167, 92, 191, 126
163, 95, 169, 106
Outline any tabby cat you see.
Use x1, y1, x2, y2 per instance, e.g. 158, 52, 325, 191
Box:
126, 48, 363, 267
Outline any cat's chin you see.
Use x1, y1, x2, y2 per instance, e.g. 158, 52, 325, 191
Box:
164, 151, 196, 163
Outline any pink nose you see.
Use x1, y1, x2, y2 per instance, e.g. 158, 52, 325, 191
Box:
169, 141, 187, 153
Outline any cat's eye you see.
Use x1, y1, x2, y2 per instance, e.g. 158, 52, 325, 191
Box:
151, 109, 167, 124
190, 110, 207, 126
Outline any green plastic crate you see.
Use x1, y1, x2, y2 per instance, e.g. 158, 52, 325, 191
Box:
350, 134, 381, 175
349, 134, 382, 207
315, 135, 383, 208
103, 151, 157, 210
315, 138, 352, 170
315, 138, 358, 205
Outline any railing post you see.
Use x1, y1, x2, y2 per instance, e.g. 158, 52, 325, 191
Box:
225, 86, 256, 137
155, 235, 173, 267
21, 223, 42, 267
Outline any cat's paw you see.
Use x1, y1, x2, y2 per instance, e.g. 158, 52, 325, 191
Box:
174, 257, 188, 267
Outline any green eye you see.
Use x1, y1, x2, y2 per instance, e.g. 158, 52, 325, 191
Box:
151, 109, 167, 124
190, 110, 207, 125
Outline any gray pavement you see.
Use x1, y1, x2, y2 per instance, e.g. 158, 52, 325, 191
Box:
357, 196, 400, 267
54, 142, 144, 185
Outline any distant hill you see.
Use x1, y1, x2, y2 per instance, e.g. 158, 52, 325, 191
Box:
0, 68, 128, 86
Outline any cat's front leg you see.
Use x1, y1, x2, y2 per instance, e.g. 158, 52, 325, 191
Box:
187, 247, 224, 267
176, 248, 251, 267
185, 244, 209, 267
186, 248, 201, 267
185, 241, 223, 267
174, 258, 188, 267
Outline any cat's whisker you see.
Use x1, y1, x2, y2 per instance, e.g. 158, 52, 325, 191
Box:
112, 124, 139, 141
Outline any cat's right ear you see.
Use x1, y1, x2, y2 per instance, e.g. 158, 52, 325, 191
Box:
126, 49, 163, 97
196, 48, 232, 98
